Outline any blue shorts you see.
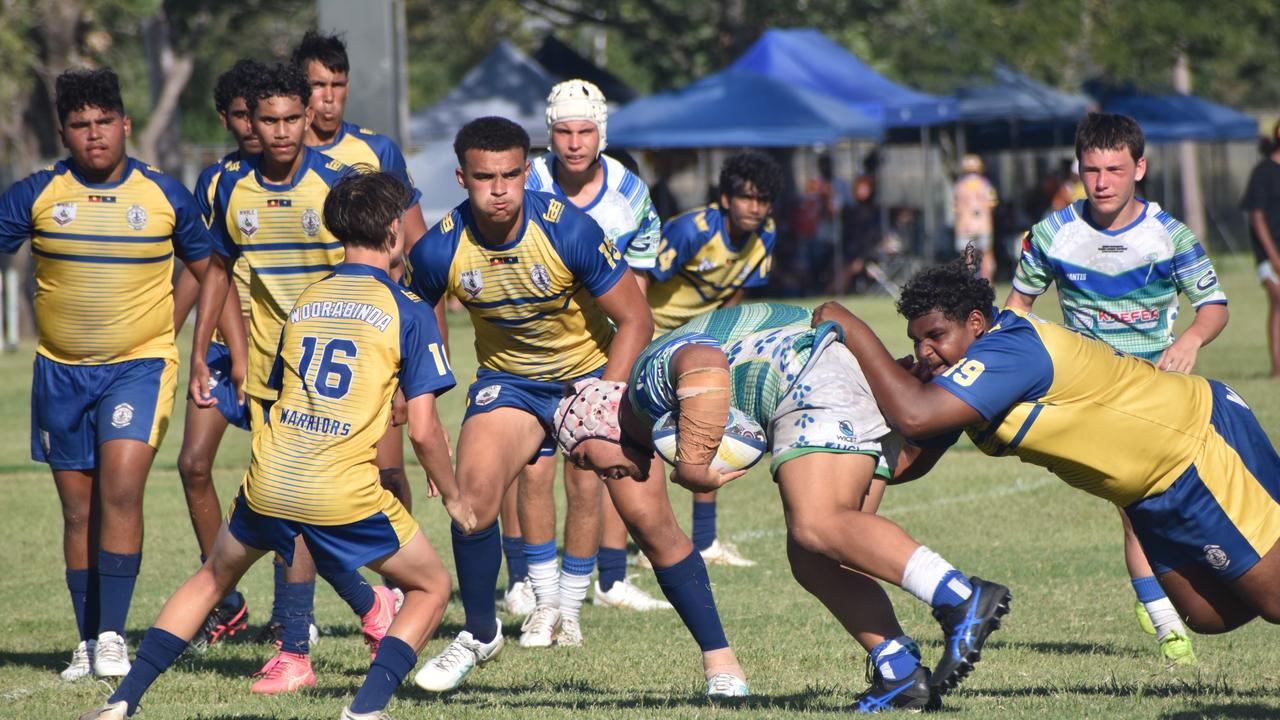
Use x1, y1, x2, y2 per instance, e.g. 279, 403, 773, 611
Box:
226, 491, 412, 575
463, 367, 603, 462
1125, 381, 1280, 581
31, 355, 178, 470
203, 342, 249, 431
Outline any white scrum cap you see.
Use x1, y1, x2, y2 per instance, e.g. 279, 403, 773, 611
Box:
546, 78, 608, 154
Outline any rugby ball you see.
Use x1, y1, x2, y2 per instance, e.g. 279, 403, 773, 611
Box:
652, 407, 767, 472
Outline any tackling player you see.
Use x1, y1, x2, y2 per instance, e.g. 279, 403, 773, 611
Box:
521, 79, 670, 622
192, 63, 398, 693
814, 258, 1280, 650
78, 169, 462, 720
170, 58, 264, 651
557, 303, 1013, 711
0, 68, 214, 681
1006, 113, 1228, 663
640, 150, 783, 569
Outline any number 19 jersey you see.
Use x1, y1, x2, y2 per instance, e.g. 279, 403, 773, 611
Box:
243, 263, 454, 525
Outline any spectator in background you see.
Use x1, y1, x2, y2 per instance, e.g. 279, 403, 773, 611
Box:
953, 154, 998, 280
830, 174, 880, 295
1241, 120, 1280, 378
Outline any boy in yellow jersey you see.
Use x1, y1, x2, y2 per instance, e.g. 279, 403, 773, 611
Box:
169, 58, 263, 652
406, 117, 668, 691
0, 68, 214, 682
79, 170, 464, 720
641, 150, 784, 570
190, 63, 401, 694
813, 257, 1280, 644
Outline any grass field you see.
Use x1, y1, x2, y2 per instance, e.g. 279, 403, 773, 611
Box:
2, 253, 1278, 719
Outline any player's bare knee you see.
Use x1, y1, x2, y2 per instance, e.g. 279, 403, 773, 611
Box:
178, 452, 214, 489
786, 519, 835, 557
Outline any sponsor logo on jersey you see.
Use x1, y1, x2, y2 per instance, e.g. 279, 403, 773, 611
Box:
238, 209, 259, 237
838, 420, 857, 439
440, 212, 455, 233
111, 402, 135, 428
696, 258, 716, 272
325, 158, 344, 171
51, 202, 77, 226
1224, 386, 1250, 409
301, 208, 322, 237
1097, 308, 1161, 323
460, 269, 483, 298
1196, 271, 1218, 291
543, 198, 564, 223
1203, 544, 1229, 571
530, 263, 552, 294
475, 384, 501, 406
126, 204, 148, 230
1099, 244, 1127, 253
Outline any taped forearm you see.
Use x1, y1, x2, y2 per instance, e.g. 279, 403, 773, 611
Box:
675, 367, 730, 466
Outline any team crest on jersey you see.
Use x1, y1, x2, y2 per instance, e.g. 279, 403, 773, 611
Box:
696, 258, 717, 272
460, 269, 484, 298
238, 209, 259, 237
111, 403, 135, 428
51, 202, 77, 226
126, 204, 148, 230
301, 208, 322, 237
530, 263, 552, 294
475, 384, 501, 406
543, 198, 565, 223
1203, 544, 1230, 571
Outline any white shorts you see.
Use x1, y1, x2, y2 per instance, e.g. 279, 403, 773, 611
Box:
1259, 260, 1279, 286
768, 341, 901, 475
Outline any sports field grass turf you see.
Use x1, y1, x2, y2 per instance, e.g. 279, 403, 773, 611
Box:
2, 253, 1277, 719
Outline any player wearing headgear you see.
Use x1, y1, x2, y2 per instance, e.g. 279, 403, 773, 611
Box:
1007, 113, 1229, 664
814, 257, 1280, 663
0, 67, 214, 681
78, 169, 462, 720
192, 63, 401, 694
407, 116, 675, 691
167, 58, 265, 652
641, 150, 783, 571
558, 302, 1013, 711
293, 27, 434, 612
520, 78, 671, 623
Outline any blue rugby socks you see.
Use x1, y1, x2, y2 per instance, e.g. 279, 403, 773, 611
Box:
350, 635, 417, 714
597, 546, 628, 593
653, 550, 729, 652
66, 568, 92, 642
1132, 575, 1185, 639
452, 522, 501, 643
326, 569, 376, 618
502, 534, 528, 587
279, 580, 315, 654
108, 627, 187, 716
98, 551, 141, 635
870, 636, 922, 681
901, 546, 973, 610
692, 500, 717, 552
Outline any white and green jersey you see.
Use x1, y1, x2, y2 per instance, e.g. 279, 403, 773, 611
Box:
1012, 199, 1226, 359
629, 303, 841, 429
527, 153, 660, 271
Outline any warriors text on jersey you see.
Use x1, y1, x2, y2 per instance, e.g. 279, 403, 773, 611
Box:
211, 147, 348, 399
647, 204, 776, 332
1013, 200, 1226, 357
0, 157, 211, 364
406, 190, 626, 382
526, 153, 660, 270
243, 263, 453, 524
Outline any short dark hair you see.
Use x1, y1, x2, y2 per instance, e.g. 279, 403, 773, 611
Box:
323, 167, 411, 250
55, 68, 125, 125
453, 117, 530, 166
896, 248, 995, 323
247, 63, 311, 115
214, 59, 268, 115
292, 30, 349, 74
719, 150, 784, 203
1075, 112, 1145, 162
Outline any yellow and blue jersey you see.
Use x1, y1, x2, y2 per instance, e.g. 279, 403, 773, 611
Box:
193, 152, 252, 322
405, 190, 626, 382
243, 263, 454, 525
647, 204, 776, 332
309, 121, 421, 207
0, 157, 212, 364
925, 308, 1217, 506
211, 147, 347, 400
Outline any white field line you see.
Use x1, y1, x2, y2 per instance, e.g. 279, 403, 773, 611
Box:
728, 475, 1059, 542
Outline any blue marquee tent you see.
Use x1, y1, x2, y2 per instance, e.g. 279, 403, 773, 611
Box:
608, 69, 883, 148
730, 28, 956, 128
956, 65, 1091, 124
1095, 90, 1258, 143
